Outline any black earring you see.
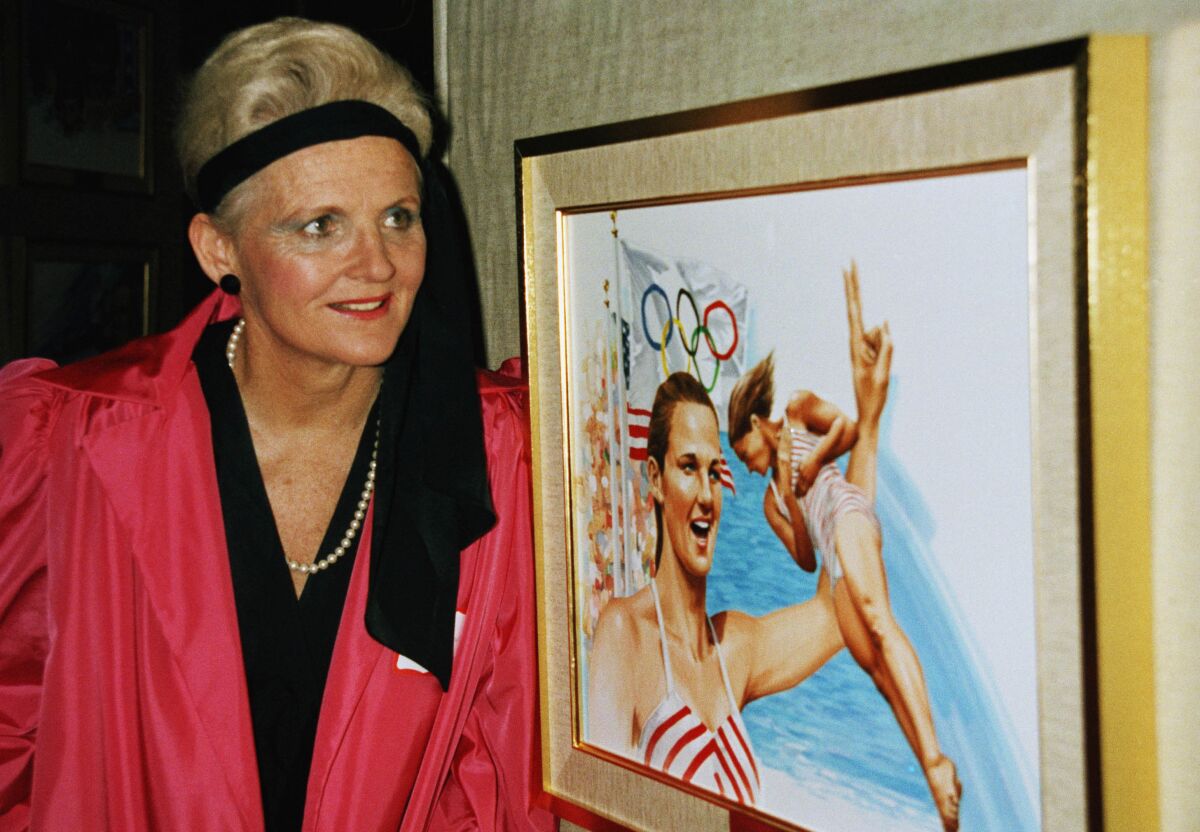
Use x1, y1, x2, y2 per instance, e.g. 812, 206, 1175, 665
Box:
219, 274, 241, 295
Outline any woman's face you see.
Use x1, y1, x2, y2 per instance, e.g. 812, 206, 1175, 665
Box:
650, 401, 723, 577
732, 417, 772, 475
227, 135, 425, 369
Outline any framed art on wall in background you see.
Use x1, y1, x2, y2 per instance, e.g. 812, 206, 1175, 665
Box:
518, 37, 1153, 832
19, 0, 152, 193
7, 239, 156, 365
0, 3, 18, 187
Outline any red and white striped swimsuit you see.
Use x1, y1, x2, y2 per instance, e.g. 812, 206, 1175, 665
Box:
637, 580, 762, 805
769, 422, 879, 584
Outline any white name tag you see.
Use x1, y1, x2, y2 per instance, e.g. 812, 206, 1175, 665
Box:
394, 610, 467, 673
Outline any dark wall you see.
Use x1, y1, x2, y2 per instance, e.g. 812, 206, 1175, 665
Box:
0, 0, 433, 365
181, 2, 434, 94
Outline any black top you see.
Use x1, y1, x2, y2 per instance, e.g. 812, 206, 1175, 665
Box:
193, 319, 379, 832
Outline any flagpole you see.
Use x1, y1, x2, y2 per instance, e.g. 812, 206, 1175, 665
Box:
610, 210, 637, 597
601, 246, 622, 601
604, 215, 628, 600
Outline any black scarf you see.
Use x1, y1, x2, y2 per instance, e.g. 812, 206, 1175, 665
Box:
365, 160, 495, 690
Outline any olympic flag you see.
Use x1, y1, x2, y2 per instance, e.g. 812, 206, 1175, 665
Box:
616, 239, 748, 427
606, 238, 748, 593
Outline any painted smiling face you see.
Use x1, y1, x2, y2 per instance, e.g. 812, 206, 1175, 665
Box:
229, 135, 426, 369
650, 401, 724, 578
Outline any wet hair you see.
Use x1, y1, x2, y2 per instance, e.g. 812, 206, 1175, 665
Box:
726, 352, 776, 446
176, 17, 432, 228
647, 372, 718, 569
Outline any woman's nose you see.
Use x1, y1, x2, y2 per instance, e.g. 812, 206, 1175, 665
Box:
351, 227, 396, 282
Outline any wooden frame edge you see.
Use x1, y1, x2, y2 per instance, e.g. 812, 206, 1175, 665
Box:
1085, 35, 1158, 832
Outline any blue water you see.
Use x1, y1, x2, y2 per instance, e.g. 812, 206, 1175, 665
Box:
708, 433, 1040, 831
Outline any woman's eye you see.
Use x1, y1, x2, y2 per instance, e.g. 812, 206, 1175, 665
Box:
301, 215, 334, 236
385, 207, 419, 230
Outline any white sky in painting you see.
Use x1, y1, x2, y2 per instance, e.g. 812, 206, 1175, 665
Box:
562, 168, 1039, 776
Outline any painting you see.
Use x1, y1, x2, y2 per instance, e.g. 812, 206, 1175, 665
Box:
17, 242, 153, 364
521, 37, 1152, 832
561, 167, 1037, 832
20, 0, 151, 191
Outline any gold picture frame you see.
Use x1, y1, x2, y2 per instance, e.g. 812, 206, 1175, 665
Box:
518, 37, 1152, 832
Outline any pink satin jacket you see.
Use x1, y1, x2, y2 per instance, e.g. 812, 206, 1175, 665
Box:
0, 292, 552, 831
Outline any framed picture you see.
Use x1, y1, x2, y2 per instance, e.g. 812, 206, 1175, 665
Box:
19, 0, 152, 192
519, 38, 1152, 832
9, 239, 156, 364
0, 2, 18, 186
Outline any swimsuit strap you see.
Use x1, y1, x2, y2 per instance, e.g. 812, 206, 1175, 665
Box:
649, 579, 676, 694
706, 616, 741, 716
784, 420, 805, 475
768, 421, 803, 515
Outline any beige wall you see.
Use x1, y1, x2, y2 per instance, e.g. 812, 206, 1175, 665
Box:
435, 3, 1199, 829
1149, 19, 1200, 832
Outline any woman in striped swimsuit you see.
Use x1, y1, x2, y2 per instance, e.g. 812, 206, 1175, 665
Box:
587, 371, 843, 807
725, 267, 960, 831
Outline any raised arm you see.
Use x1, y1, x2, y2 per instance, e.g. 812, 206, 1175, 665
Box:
842, 262, 893, 503
720, 571, 843, 705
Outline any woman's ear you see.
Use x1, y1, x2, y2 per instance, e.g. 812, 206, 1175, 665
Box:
188, 213, 238, 286
647, 457, 664, 503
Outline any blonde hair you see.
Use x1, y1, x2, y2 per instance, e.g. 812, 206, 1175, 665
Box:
727, 352, 776, 445
177, 17, 432, 223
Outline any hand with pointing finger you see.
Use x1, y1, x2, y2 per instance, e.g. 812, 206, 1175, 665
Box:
843, 261, 893, 431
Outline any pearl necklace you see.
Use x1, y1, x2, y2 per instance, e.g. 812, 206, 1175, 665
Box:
226, 318, 380, 575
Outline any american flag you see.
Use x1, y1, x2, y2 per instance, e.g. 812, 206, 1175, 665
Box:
626, 405, 651, 462
626, 404, 735, 495
718, 457, 737, 495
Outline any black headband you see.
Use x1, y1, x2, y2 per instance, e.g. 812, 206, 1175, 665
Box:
195, 100, 423, 213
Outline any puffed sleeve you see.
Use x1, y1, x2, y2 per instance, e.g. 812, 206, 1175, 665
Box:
420, 364, 553, 831
0, 360, 56, 829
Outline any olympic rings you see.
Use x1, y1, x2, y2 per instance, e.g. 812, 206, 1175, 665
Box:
674, 288, 702, 361
641, 282, 740, 392
659, 319, 681, 378
656, 320, 724, 393
702, 299, 738, 360
641, 285, 672, 350
687, 325, 722, 392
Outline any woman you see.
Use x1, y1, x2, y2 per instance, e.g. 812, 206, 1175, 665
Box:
0, 19, 549, 832
587, 372, 831, 806
587, 273, 891, 809
726, 266, 960, 830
